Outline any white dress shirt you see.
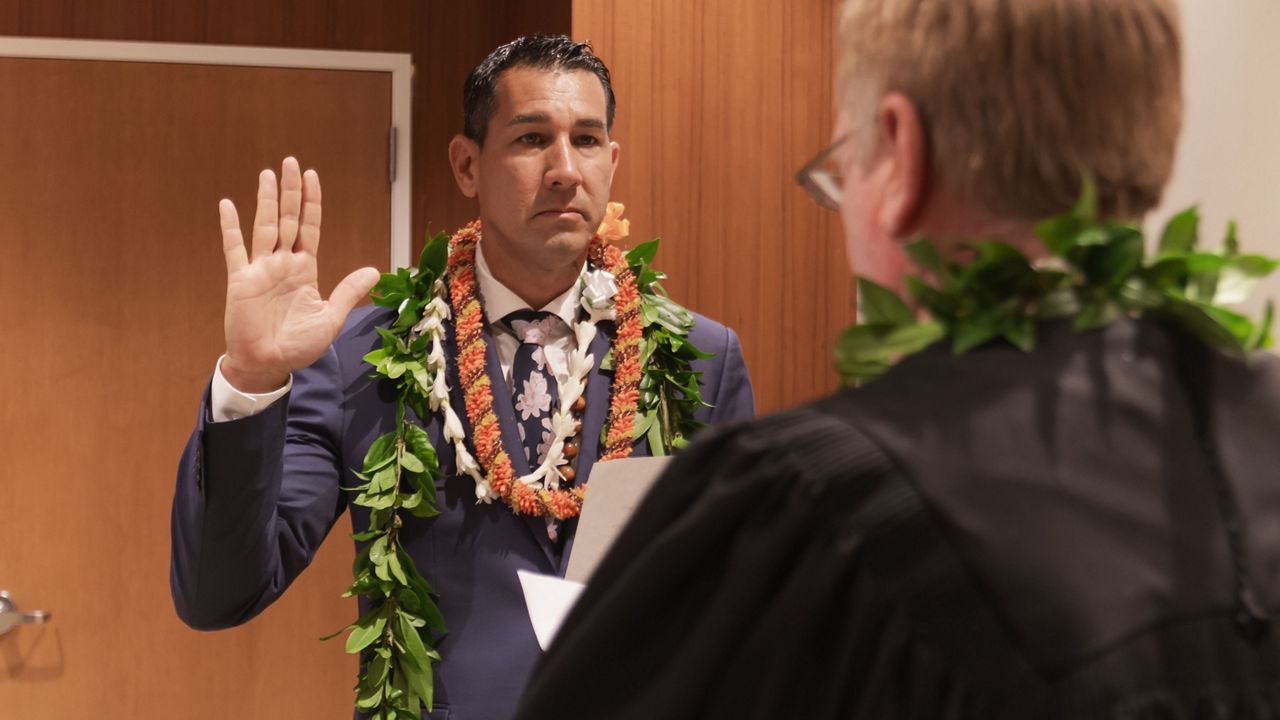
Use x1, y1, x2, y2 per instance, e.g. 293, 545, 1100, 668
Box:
210, 241, 587, 422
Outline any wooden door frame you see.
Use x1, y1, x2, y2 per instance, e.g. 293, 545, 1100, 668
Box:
0, 36, 413, 268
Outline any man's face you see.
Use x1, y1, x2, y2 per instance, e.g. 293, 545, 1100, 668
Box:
471, 67, 619, 274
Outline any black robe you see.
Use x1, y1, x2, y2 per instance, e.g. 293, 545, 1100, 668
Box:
515, 318, 1280, 719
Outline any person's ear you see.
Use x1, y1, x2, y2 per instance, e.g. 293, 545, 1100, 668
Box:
872, 93, 928, 239
608, 140, 620, 185
448, 135, 481, 199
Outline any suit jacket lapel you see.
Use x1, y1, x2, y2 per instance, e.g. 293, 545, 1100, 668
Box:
559, 321, 621, 574
575, 321, 615, 485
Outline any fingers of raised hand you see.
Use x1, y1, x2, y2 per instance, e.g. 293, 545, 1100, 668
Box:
298, 168, 322, 256
219, 198, 248, 274
250, 169, 280, 261
278, 157, 303, 251
328, 267, 382, 324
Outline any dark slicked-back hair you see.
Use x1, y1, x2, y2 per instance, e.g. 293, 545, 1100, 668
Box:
463, 34, 616, 145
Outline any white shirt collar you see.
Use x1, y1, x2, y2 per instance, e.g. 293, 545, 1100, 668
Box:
474, 240, 585, 329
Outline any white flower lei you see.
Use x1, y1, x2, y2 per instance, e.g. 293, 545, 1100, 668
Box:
409, 267, 619, 503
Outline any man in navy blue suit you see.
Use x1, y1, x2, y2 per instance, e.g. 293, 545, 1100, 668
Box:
170, 35, 754, 720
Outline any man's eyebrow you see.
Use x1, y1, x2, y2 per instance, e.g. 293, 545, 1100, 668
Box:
506, 113, 606, 130
508, 113, 550, 125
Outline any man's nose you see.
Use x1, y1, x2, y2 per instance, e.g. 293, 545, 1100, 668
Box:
544, 136, 583, 189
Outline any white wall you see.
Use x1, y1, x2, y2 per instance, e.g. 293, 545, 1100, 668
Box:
1149, 0, 1280, 320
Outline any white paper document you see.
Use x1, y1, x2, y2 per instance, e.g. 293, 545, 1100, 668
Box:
518, 456, 672, 649
564, 455, 671, 583
517, 570, 585, 651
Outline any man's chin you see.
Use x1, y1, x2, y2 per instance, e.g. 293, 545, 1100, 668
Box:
552, 231, 594, 253
533, 215, 597, 244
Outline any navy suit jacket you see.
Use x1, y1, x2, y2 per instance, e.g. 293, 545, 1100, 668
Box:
170, 304, 755, 720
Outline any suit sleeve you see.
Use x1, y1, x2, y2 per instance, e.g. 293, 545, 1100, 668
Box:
689, 318, 755, 424
169, 345, 347, 630
706, 325, 754, 422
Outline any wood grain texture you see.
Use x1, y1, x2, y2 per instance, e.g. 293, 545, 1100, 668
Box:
0, 0, 574, 260
574, 0, 850, 414
0, 5, 846, 717
0, 4, 572, 717
0, 57, 389, 718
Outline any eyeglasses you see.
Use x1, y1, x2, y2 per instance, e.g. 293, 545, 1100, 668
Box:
795, 135, 847, 212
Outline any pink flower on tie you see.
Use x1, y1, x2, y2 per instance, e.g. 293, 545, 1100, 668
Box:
516, 372, 552, 420
514, 315, 558, 346
535, 417, 555, 463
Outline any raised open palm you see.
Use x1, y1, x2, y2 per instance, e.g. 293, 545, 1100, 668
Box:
219, 157, 380, 392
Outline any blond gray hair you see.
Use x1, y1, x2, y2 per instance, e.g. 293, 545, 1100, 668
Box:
838, 0, 1183, 220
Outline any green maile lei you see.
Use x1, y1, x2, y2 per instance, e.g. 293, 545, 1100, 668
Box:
837, 184, 1278, 383
325, 229, 710, 719
604, 237, 715, 454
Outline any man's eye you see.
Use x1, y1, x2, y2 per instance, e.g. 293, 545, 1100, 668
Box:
575, 135, 601, 147
517, 133, 544, 145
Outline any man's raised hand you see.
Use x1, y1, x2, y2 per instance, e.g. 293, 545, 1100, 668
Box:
219, 157, 381, 393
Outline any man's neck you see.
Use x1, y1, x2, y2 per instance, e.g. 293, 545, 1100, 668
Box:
480, 242, 585, 310
918, 192, 1047, 262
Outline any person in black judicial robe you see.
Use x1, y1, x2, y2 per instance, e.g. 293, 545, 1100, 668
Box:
514, 0, 1280, 716
516, 317, 1280, 719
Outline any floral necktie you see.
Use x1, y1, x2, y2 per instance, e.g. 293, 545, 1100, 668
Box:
504, 310, 561, 470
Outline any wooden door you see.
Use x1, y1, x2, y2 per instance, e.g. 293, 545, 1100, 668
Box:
0, 53, 392, 717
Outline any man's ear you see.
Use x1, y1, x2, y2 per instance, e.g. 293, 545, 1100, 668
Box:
449, 134, 481, 199
608, 140, 620, 185
873, 92, 928, 239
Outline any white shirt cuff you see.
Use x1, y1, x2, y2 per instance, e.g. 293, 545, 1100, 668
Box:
209, 355, 293, 423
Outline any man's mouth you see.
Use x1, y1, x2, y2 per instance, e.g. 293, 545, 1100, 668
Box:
534, 208, 585, 219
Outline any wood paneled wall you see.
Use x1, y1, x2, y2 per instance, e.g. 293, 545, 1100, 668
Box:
574, 0, 849, 414
0, 0, 573, 249
2, 0, 849, 413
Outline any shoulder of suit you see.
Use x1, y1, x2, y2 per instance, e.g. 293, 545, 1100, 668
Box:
686, 310, 738, 351
327, 305, 398, 369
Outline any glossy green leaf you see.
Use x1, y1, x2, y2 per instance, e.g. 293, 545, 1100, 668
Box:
368, 536, 389, 566
387, 551, 410, 586
952, 312, 1003, 354
372, 273, 413, 306
835, 322, 945, 376
399, 452, 425, 473
418, 232, 450, 278
356, 684, 385, 711
1163, 295, 1248, 356
364, 432, 398, 470
345, 610, 387, 654
626, 238, 661, 267
1085, 227, 1144, 289
370, 466, 397, 494
395, 614, 436, 705
904, 237, 943, 274
905, 276, 959, 321
1035, 213, 1083, 256
1224, 220, 1240, 257
1002, 315, 1036, 352
1073, 299, 1119, 332
1158, 205, 1199, 257
646, 415, 666, 456
1249, 300, 1274, 350
858, 278, 913, 325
